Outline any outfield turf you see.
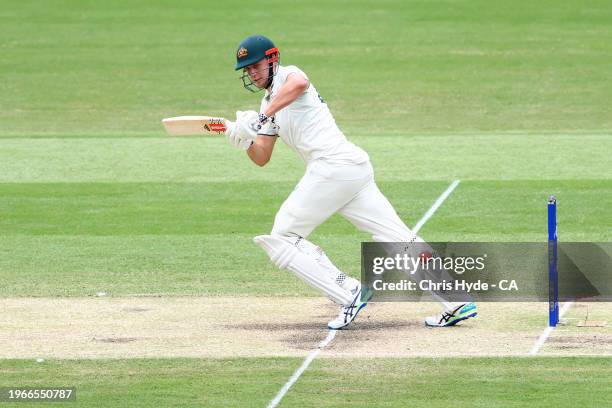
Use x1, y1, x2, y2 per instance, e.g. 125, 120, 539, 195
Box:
1, 0, 611, 136
1, 0, 611, 406
1, 178, 610, 296
1, 358, 611, 407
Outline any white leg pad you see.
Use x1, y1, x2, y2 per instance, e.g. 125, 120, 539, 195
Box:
253, 235, 354, 305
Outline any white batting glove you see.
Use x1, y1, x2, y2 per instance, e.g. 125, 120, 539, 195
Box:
236, 110, 260, 138
225, 110, 258, 150
257, 113, 279, 137
225, 121, 253, 150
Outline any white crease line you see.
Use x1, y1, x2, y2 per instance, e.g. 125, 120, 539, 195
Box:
266, 330, 336, 408
266, 180, 461, 408
528, 301, 574, 356
413, 180, 460, 234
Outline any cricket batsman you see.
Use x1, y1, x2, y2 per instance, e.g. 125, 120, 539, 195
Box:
225, 35, 477, 329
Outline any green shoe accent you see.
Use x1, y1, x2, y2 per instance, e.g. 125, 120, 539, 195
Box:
447, 303, 477, 326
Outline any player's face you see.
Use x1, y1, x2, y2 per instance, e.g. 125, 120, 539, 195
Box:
244, 58, 270, 89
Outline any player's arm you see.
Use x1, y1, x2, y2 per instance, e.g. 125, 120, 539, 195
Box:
247, 135, 277, 167
262, 73, 309, 117
246, 73, 308, 167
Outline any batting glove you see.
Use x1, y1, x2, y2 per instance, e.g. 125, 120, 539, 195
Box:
257, 113, 279, 137
225, 121, 253, 150
226, 110, 258, 150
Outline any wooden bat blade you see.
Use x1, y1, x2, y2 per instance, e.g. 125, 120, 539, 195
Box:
162, 116, 228, 136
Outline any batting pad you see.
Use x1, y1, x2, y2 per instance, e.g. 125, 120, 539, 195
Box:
254, 235, 354, 305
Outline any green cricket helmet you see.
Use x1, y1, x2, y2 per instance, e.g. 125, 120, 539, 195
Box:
235, 35, 278, 70
235, 35, 280, 92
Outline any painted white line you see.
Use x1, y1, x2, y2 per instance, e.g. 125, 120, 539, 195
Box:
266, 180, 461, 408
528, 301, 574, 355
413, 180, 460, 234
266, 330, 337, 408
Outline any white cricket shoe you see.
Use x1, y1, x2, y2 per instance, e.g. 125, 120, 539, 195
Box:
327, 285, 372, 330
425, 303, 477, 327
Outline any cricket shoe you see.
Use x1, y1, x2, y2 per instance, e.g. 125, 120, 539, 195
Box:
425, 302, 477, 327
328, 285, 372, 330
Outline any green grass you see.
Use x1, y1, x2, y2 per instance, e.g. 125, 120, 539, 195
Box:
1, 0, 611, 136
287, 357, 612, 407
1, 179, 609, 296
0, 136, 610, 183
1, 357, 611, 407
0, 358, 296, 407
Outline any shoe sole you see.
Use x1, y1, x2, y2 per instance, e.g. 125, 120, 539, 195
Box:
425, 312, 478, 327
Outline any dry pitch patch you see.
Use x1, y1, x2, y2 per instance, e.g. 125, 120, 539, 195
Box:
1, 298, 611, 359
542, 302, 612, 355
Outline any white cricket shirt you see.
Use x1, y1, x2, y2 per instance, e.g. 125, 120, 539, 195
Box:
260, 65, 369, 165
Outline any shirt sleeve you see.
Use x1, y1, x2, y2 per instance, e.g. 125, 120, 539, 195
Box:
284, 65, 309, 81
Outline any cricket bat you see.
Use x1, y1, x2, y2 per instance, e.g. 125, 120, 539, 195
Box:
161, 116, 229, 136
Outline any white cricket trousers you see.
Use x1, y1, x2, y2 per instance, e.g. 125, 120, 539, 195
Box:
271, 159, 421, 243
271, 159, 462, 310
